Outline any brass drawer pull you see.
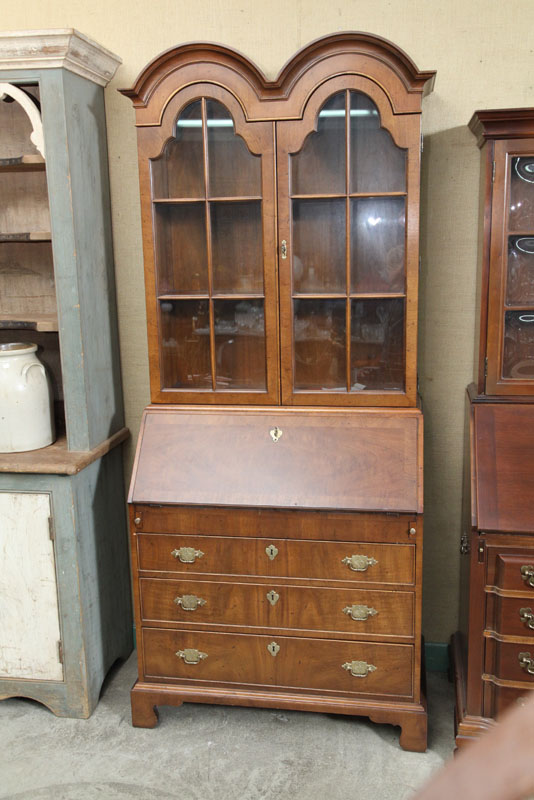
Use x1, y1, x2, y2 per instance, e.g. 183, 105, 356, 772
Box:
342, 554, 378, 572
520, 607, 534, 630
267, 641, 280, 657
174, 594, 206, 611
343, 604, 378, 621
265, 544, 278, 561
176, 648, 208, 665
342, 660, 377, 678
521, 565, 534, 588
171, 546, 204, 563
266, 590, 280, 606
518, 652, 534, 675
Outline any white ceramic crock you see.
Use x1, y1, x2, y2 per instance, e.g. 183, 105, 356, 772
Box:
0, 342, 55, 452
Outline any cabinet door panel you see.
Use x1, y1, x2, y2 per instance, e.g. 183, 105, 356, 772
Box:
140, 88, 279, 404
486, 141, 534, 394
277, 80, 419, 406
0, 492, 63, 681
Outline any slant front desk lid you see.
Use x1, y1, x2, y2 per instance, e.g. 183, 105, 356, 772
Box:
473, 403, 534, 533
130, 406, 423, 513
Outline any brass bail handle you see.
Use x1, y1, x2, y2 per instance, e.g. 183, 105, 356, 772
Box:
171, 546, 204, 564
342, 660, 377, 678
174, 594, 206, 612
521, 565, 534, 588
520, 608, 534, 630
342, 554, 378, 572
519, 652, 534, 675
343, 604, 378, 621
176, 648, 208, 665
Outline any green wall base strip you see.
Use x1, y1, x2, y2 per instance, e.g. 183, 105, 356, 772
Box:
425, 642, 450, 672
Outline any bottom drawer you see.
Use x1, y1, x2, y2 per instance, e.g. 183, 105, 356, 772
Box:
141, 628, 413, 698
484, 681, 534, 718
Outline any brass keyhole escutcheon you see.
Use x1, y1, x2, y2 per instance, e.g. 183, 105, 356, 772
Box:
280, 240, 287, 260
266, 590, 280, 606
265, 544, 279, 561
267, 641, 280, 657
270, 426, 283, 443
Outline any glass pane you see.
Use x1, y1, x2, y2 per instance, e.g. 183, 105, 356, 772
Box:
291, 93, 346, 195
211, 201, 263, 294
351, 299, 404, 391
509, 156, 534, 232
151, 101, 204, 199
154, 203, 208, 295
350, 92, 406, 194
292, 199, 345, 293
207, 100, 261, 198
503, 310, 534, 379
159, 300, 211, 389
214, 300, 266, 390
351, 197, 405, 293
293, 299, 346, 390
507, 236, 534, 306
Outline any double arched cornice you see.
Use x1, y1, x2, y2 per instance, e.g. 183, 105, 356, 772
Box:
120, 32, 435, 124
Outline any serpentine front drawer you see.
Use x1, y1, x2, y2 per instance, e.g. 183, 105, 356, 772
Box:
141, 628, 414, 698
138, 578, 415, 638
486, 551, 534, 593
136, 534, 415, 586
484, 638, 534, 684
485, 593, 534, 638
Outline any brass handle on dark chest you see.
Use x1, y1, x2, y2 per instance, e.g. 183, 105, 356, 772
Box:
171, 546, 204, 564
342, 554, 378, 572
519, 608, 534, 630
521, 565, 534, 588
518, 652, 534, 675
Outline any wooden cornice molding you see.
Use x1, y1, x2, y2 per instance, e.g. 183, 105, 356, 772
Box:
120, 31, 435, 118
469, 108, 534, 148
0, 29, 121, 86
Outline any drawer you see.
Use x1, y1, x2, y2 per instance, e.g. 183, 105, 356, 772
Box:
483, 681, 534, 718
139, 578, 415, 638
136, 534, 415, 585
486, 552, 534, 593
141, 628, 414, 697
485, 638, 534, 684
486, 594, 534, 638
132, 505, 417, 544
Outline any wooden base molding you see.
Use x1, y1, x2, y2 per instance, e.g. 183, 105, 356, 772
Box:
452, 632, 496, 749
130, 680, 428, 752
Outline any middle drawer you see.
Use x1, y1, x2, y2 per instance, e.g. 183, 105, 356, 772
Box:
139, 578, 414, 638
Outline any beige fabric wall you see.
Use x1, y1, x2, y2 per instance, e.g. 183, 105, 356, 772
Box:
4, 1, 533, 642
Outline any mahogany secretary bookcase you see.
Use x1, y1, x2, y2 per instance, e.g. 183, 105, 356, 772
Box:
121, 33, 435, 750
453, 110, 534, 746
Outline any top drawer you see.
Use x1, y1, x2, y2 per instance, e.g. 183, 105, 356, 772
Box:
132, 505, 418, 544
487, 552, 534, 593
136, 533, 416, 585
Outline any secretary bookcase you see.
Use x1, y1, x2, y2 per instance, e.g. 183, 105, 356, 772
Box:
122, 33, 434, 750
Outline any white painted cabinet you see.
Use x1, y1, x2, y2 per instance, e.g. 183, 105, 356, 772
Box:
0, 492, 63, 681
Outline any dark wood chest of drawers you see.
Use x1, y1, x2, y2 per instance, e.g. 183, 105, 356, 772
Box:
129, 406, 426, 751
453, 394, 534, 746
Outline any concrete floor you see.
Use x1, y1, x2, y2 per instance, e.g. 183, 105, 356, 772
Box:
0, 653, 455, 800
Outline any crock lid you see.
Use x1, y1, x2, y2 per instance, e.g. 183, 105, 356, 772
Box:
0, 342, 37, 355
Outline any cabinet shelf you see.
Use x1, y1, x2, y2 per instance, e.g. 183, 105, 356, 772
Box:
0, 313, 58, 332
291, 192, 407, 199
0, 155, 45, 172
0, 232, 51, 243
158, 293, 264, 301
292, 292, 406, 299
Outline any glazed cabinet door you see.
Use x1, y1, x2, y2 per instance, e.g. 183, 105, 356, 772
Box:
276, 80, 421, 406
0, 491, 63, 681
486, 140, 534, 395
137, 87, 279, 404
